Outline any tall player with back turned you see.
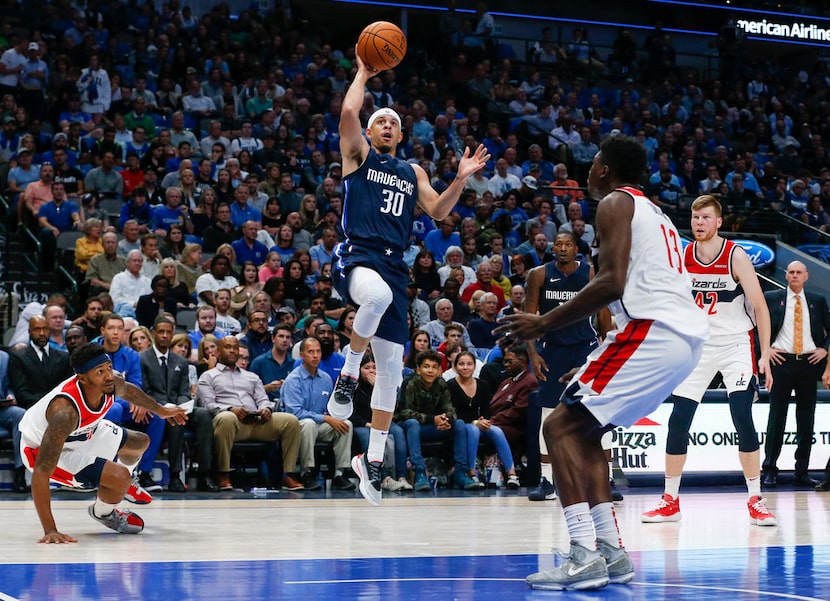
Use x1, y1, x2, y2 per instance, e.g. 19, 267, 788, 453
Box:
641, 194, 777, 526
327, 44, 489, 506
497, 136, 709, 590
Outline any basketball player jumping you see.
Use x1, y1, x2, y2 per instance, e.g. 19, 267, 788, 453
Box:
496, 136, 709, 591
19, 343, 187, 543
328, 47, 489, 506
641, 195, 777, 526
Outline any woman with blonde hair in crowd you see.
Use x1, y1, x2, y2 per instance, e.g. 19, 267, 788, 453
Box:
74, 217, 104, 274
195, 333, 220, 376
161, 257, 194, 308
128, 325, 153, 352
299, 193, 320, 232
177, 243, 203, 294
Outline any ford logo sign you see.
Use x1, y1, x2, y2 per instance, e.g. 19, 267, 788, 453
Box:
733, 240, 776, 268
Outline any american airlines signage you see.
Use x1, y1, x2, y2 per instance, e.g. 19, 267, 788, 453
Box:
736, 18, 830, 42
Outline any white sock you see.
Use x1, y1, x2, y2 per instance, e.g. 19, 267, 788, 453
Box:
334, 468, 343, 477
664, 475, 681, 499
591, 502, 623, 548
746, 476, 761, 499
342, 349, 365, 378
93, 499, 116, 518
541, 462, 553, 483
563, 502, 596, 549
367, 428, 387, 464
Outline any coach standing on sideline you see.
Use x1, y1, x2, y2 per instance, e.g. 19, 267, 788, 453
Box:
762, 261, 830, 488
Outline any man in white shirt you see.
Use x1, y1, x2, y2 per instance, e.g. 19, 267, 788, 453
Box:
488, 158, 523, 199
213, 288, 242, 335
110, 250, 152, 317
559, 201, 596, 246
195, 255, 239, 307
0, 37, 28, 97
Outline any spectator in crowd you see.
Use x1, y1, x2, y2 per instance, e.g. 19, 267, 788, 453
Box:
8, 315, 72, 410
195, 254, 239, 307
197, 336, 304, 491
281, 337, 355, 491
37, 180, 81, 268
110, 250, 152, 318
448, 350, 520, 489
139, 316, 218, 493
395, 349, 480, 491
425, 298, 473, 349
84, 151, 123, 199
489, 344, 536, 465
135, 275, 177, 330
250, 323, 294, 406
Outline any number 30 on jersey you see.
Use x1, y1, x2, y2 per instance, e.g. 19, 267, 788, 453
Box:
380, 189, 405, 217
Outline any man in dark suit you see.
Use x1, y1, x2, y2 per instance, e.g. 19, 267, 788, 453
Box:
135, 275, 178, 330
8, 315, 73, 410
139, 315, 218, 492
762, 261, 830, 488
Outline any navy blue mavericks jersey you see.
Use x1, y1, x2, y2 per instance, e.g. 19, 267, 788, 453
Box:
340, 148, 418, 254
538, 260, 598, 347
332, 149, 419, 345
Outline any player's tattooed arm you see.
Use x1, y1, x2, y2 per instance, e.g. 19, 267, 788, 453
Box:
32, 398, 80, 542
114, 373, 188, 424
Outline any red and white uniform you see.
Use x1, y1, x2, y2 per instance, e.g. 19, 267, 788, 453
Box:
566, 187, 709, 427
19, 376, 125, 488
673, 239, 758, 402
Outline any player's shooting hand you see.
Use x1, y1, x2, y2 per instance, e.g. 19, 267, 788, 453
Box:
353, 44, 378, 74
38, 530, 78, 544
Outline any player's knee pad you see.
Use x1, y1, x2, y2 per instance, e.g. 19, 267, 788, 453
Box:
666, 395, 698, 455
349, 267, 393, 338
369, 337, 403, 413
729, 385, 760, 452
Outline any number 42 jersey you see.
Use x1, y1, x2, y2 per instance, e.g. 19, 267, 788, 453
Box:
610, 187, 709, 342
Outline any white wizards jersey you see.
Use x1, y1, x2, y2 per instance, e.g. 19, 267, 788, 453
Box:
685, 239, 755, 338
608, 187, 709, 341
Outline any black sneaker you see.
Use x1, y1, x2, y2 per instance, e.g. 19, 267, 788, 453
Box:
351, 453, 382, 506
327, 374, 357, 419
301, 471, 322, 491
330, 475, 356, 490
138, 471, 162, 492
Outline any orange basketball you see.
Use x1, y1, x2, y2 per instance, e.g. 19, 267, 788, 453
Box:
356, 21, 407, 71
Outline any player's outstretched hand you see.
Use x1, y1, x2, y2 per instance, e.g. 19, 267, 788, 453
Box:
494, 312, 547, 346
456, 144, 490, 181
39, 530, 78, 544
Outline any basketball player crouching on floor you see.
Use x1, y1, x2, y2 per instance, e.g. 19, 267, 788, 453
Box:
641, 195, 777, 526
19, 343, 187, 543
328, 45, 489, 506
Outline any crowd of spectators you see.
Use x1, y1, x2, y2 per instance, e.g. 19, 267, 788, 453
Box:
2, 0, 830, 493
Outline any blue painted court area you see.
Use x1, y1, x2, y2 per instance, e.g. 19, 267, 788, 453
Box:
1, 545, 827, 601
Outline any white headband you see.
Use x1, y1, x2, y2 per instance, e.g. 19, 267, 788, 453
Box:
367, 108, 401, 130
